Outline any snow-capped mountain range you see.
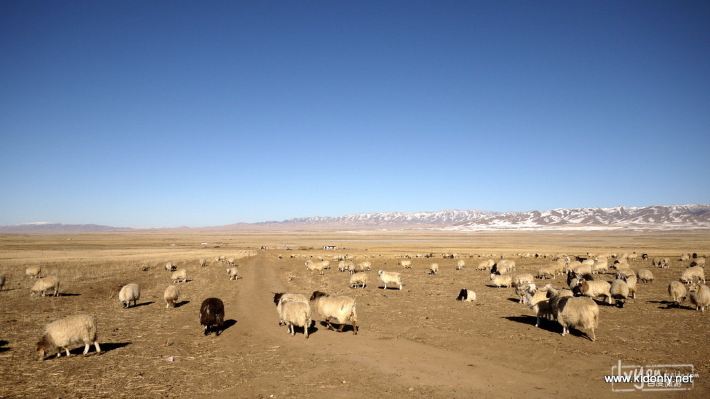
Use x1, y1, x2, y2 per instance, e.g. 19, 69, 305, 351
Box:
264, 205, 710, 231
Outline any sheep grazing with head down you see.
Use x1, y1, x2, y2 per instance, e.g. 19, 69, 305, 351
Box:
165, 262, 176, 272
689, 284, 710, 312
31, 276, 59, 297
171, 269, 188, 284
164, 285, 180, 308
226, 266, 240, 280
26, 266, 41, 279
512, 273, 535, 288
477, 259, 495, 271
378, 270, 402, 290
305, 260, 330, 274
36, 314, 100, 360
668, 281, 687, 307
537, 265, 557, 280
489, 273, 512, 288
681, 266, 706, 285
492, 259, 516, 274
428, 263, 439, 275
592, 260, 608, 274
118, 283, 140, 308
610, 279, 629, 308
456, 260, 466, 270
399, 260, 412, 269
555, 296, 599, 341
349, 272, 368, 289
576, 279, 613, 305
199, 258, 207, 267
200, 298, 225, 336
309, 291, 358, 335
456, 288, 476, 302
357, 261, 372, 272
637, 269, 654, 283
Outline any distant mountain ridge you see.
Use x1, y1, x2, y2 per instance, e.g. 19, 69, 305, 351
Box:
1, 205, 709, 233
263, 205, 710, 230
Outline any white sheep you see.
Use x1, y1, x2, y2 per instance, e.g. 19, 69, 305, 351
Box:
309, 291, 358, 334
512, 273, 535, 287
476, 259, 495, 271
577, 280, 613, 305
164, 285, 180, 308
493, 259, 516, 274
171, 269, 188, 283
537, 265, 557, 279
273, 293, 309, 326
357, 261, 372, 272
668, 281, 687, 306
681, 266, 706, 285
165, 262, 176, 272
524, 294, 554, 327
489, 273, 512, 288
25, 266, 41, 278
349, 272, 368, 289
456, 260, 466, 270
226, 266, 240, 280
199, 258, 207, 267
689, 284, 710, 312
428, 263, 439, 275
520, 283, 548, 306
592, 260, 608, 274
227, 257, 236, 266
610, 279, 629, 308
280, 301, 311, 338
637, 269, 654, 283
555, 296, 599, 341
378, 270, 402, 290
305, 260, 330, 274
31, 276, 59, 297
118, 283, 140, 308
36, 314, 100, 360
456, 288, 476, 302
399, 260, 412, 269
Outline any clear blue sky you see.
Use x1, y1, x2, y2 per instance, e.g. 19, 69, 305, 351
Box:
1, 1, 709, 227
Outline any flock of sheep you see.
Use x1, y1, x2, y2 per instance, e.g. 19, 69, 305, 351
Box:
2, 250, 707, 361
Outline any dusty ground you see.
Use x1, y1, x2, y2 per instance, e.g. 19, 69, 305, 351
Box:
0, 231, 708, 398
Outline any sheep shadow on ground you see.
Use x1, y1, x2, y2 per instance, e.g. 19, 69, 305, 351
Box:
221, 319, 238, 332
0, 340, 9, 353
46, 342, 131, 359
318, 321, 356, 333
58, 292, 81, 297
507, 297, 521, 303
378, 286, 403, 291
128, 301, 154, 309
502, 315, 592, 340
647, 300, 694, 310
174, 300, 190, 308
284, 323, 319, 337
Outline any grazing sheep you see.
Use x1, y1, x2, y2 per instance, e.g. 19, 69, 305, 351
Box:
570, 263, 593, 276
199, 258, 207, 267
226, 266, 240, 280
400, 260, 413, 269
637, 269, 654, 283
456, 260, 466, 270
689, 284, 710, 312
456, 288, 476, 302
492, 259, 516, 274
305, 260, 330, 274
512, 273, 535, 288
200, 298, 225, 336
349, 272, 368, 289
592, 260, 608, 274
555, 296, 599, 341
537, 265, 558, 279
171, 269, 188, 284
577, 280, 613, 305
357, 261, 372, 272
309, 291, 358, 334
164, 285, 180, 308
610, 279, 629, 308
668, 281, 687, 307
280, 301, 311, 338
477, 259, 495, 271
25, 266, 41, 278
428, 263, 439, 275
681, 253, 690, 261
681, 266, 706, 285
31, 276, 60, 297
165, 262, 176, 272
489, 273, 513, 288
378, 270, 403, 290
338, 261, 353, 272
36, 314, 100, 360
118, 283, 140, 308
273, 293, 309, 326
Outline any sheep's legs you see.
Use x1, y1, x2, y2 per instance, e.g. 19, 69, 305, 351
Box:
352, 321, 358, 335
83, 343, 90, 355
589, 328, 596, 342
94, 342, 101, 353
65, 348, 71, 357
383, 283, 387, 290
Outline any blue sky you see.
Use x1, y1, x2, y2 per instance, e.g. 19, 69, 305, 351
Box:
1, 1, 709, 227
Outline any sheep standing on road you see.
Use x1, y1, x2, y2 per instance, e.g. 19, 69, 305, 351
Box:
273, 293, 309, 326
118, 283, 140, 308
200, 298, 225, 336
309, 291, 358, 335
378, 270, 403, 290
36, 314, 100, 360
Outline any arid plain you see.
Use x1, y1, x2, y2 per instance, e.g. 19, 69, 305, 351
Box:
1, 230, 709, 398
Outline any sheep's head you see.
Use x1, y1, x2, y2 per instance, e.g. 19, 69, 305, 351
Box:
36, 336, 51, 361
273, 292, 284, 306
377, 270, 384, 276
310, 291, 327, 301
